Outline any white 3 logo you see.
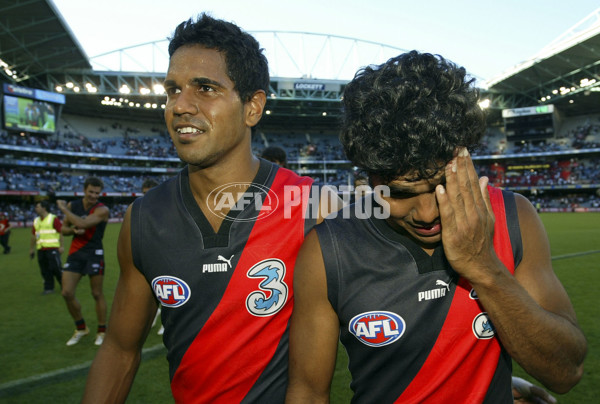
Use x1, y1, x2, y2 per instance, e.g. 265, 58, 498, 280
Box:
246, 258, 288, 317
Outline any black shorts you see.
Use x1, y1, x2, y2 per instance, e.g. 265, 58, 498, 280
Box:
63, 250, 105, 276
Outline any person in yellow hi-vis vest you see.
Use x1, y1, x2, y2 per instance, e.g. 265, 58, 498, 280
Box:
30, 200, 64, 295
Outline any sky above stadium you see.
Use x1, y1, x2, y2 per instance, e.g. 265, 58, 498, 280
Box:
52, 0, 600, 82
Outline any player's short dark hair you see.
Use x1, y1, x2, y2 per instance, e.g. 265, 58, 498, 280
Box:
340, 50, 486, 183
84, 176, 104, 190
142, 178, 159, 192
168, 13, 270, 103
39, 200, 51, 212
261, 146, 287, 166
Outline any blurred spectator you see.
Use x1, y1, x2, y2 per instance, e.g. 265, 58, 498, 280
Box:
261, 146, 287, 167
0, 211, 11, 254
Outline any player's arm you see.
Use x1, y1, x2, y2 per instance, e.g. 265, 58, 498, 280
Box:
501, 193, 586, 390
436, 148, 587, 393
29, 227, 37, 258
57, 200, 109, 230
58, 201, 83, 236
59, 201, 75, 236
55, 217, 65, 253
82, 205, 158, 404
286, 230, 339, 403
512, 376, 557, 404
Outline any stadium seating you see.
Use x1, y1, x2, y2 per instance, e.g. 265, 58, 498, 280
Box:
1, 111, 599, 225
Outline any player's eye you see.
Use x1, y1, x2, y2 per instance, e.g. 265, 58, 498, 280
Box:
164, 86, 180, 96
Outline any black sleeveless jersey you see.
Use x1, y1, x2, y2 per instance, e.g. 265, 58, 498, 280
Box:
316, 187, 522, 403
131, 159, 317, 403
68, 199, 107, 255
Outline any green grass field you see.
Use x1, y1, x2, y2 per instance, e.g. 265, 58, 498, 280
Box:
0, 213, 598, 403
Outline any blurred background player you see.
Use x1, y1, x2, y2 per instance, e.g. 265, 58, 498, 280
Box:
30, 200, 64, 295
0, 211, 11, 254
261, 145, 287, 167
57, 176, 110, 346
141, 178, 159, 194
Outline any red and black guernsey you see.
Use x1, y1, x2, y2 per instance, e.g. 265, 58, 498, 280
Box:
316, 186, 522, 403
131, 160, 316, 403
68, 199, 107, 255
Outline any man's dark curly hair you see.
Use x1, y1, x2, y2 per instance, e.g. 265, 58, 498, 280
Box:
340, 50, 486, 183
168, 13, 270, 103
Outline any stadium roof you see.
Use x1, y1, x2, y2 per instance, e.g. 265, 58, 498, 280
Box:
482, 8, 600, 117
1, 1, 600, 127
0, 0, 91, 89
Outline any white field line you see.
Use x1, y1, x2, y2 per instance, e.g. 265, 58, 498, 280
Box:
551, 250, 600, 261
0, 344, 165, 393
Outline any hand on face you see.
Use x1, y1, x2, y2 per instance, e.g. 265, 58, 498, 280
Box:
435, 148, 497, 279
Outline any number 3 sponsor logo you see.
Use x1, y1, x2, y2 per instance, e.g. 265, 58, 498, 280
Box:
246, 258, 288, 317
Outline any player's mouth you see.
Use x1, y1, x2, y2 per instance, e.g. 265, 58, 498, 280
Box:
411, 223, 441, 236
174, 125, 205, 141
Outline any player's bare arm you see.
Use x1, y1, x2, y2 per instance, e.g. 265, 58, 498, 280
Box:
58, 201, 76, 236
286, 230, 339, 403
435, 148, 587, 393
82, 205, 158, 403
57, 199, 109, 230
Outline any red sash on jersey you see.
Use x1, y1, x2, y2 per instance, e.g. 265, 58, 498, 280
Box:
395, 186, 515, 403
171, 170, 313, 403
68, 203, 102, 254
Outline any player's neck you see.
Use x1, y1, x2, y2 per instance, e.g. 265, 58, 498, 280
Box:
188, 154, 260, 196
82, 199, 96, 211
188, 154, 261, 233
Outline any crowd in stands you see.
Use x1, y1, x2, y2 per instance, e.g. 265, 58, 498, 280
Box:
0, 126, 178, 159
0, 167, 173, 194
472, 119, 600, 156
257, 132, 348, 161
528, 192, 600, 211
2, 113, 600, 224
476, 159, 600, 189
3, 116, 596, 165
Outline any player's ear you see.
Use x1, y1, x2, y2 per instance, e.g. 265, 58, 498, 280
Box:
245, 90, 266, 127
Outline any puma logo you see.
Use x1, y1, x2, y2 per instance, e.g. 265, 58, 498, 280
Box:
436, 280, 451, 291
217, 254, 234, 268
418, 279, 451, 302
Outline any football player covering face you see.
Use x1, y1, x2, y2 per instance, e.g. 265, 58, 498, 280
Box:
163, 43, 265, 176
370, 168, 446, 256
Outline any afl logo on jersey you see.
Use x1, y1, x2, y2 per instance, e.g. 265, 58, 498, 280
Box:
152, 276, 191, 308
472, 312, 496, 339
349, 311, 405, 347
